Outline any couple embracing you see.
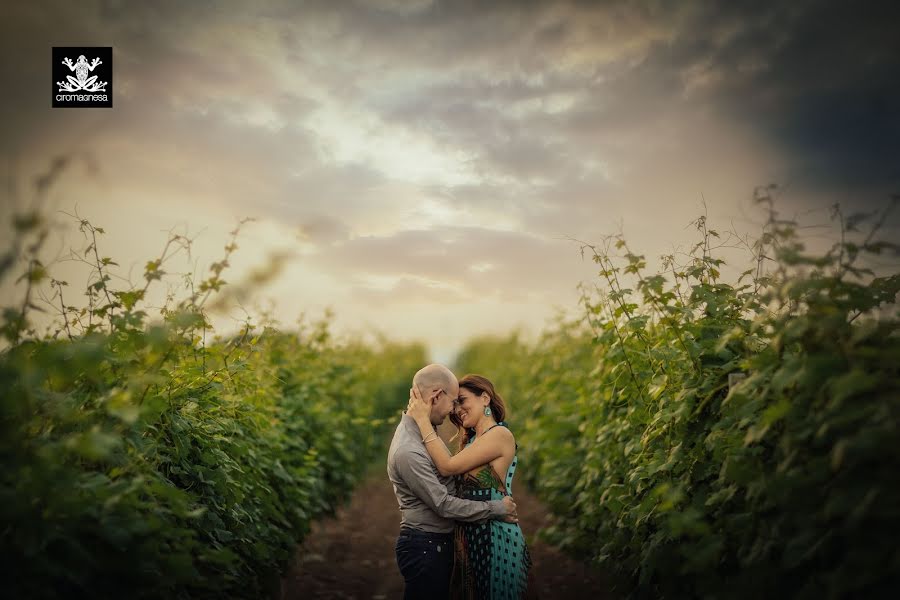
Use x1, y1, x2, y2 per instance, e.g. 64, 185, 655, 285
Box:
387, 364, 531, 599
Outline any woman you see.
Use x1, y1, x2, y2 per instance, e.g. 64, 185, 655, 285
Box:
407, 374, 531, 599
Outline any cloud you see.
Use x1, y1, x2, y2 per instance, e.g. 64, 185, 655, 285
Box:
2, 0, 897, 360
296, 214, 351, 244
642, 1, 900, 201
350, 275, 470, 305
311, 226, 597, 303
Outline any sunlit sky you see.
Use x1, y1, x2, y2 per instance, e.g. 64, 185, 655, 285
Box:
2, 0, 898, 362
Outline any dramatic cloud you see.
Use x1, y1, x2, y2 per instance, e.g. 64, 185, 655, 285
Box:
1, 0, 896, 360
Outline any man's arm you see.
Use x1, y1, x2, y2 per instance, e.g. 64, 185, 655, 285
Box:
396, 448, 509, 522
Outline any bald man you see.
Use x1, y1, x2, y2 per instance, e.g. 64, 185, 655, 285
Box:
387, 364, 517, 600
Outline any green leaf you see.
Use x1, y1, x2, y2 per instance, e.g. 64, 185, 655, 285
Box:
828, 369, 879, 405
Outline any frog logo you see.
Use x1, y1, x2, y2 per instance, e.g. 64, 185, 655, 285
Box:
52, 46, 113, 108
57, 55, 107, 93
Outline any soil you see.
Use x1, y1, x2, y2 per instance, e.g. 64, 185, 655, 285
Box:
281, 468, 618, 600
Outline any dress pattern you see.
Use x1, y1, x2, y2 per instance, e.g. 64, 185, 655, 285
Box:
454, 422, 531, 599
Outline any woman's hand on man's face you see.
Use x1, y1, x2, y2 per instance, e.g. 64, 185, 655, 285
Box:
407, 386, 431, 420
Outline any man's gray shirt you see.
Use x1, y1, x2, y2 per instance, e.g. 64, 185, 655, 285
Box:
387, 414, 505, 533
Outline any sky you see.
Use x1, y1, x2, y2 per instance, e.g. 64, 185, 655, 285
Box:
1, 0, 898, 363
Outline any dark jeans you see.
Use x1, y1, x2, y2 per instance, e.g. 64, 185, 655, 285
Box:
395, 527, 453, 600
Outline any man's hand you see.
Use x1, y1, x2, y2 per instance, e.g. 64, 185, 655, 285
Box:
501, 495, 518, 523
406, 386, 432, 421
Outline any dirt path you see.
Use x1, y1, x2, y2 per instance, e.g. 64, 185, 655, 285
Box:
281, 469, 616, 599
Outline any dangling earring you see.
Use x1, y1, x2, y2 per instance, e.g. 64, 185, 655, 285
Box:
484, 405, 492, 417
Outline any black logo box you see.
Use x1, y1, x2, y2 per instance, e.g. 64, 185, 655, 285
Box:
52, 47, 113, 108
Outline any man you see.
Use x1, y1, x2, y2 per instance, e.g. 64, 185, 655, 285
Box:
387, 363, 518, 600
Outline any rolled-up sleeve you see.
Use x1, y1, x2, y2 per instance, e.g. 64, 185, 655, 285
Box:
396, 449, 505, 522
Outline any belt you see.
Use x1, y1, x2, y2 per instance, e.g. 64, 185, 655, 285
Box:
399, 527, 453, 541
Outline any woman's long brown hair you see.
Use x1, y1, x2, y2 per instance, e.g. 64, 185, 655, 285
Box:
449, 374, 508, 453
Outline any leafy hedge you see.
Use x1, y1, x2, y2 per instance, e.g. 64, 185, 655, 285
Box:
1, 211, 423, 599
455, 198, 900, 598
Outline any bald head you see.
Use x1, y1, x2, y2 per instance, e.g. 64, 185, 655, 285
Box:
411, 364, 459, 426
413, 363, 457, 392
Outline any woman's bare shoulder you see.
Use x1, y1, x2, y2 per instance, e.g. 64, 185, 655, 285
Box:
486, 424, 515, 449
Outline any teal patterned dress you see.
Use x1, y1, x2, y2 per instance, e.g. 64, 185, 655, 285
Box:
454, 422, 531, 599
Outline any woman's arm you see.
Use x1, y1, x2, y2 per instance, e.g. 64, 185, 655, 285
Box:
406, 387, 511, 476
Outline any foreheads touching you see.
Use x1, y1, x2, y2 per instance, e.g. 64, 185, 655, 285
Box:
412, 363, 459, 401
